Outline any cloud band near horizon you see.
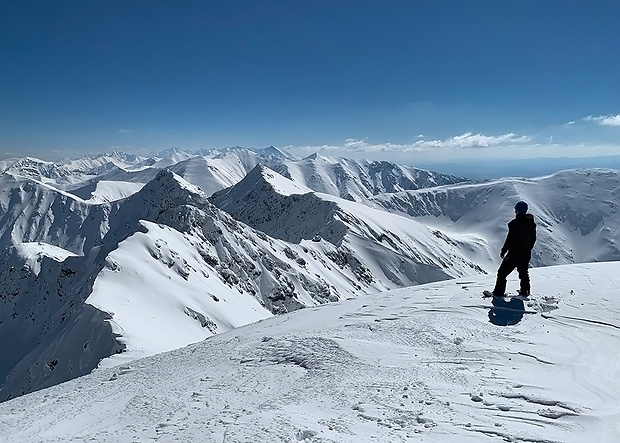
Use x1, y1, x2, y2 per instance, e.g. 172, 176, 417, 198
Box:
585, 115, 620, 127
289, 132, 533, 155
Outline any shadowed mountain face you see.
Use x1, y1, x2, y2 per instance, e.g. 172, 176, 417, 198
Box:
1, 149, 620, 402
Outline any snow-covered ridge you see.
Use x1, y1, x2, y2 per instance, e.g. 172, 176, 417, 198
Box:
69, 180, 145, 203
13, 242, 78, 275
0, 173, 120, 255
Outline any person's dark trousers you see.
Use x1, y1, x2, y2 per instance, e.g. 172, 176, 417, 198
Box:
492, 255, 531, 295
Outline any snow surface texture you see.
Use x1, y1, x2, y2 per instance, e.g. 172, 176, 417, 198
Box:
1, 263, 619, 442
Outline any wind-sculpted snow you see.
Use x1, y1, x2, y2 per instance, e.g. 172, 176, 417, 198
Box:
1, 262, 618, 442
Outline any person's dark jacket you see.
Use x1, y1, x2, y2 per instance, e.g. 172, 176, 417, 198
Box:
500, 213, 536, 261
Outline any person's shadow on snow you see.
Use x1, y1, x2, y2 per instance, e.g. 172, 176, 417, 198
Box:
488, 297, 525, 326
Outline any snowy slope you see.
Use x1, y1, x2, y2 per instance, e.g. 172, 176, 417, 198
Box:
69, 180, 146, 203
86, 220, 272, 366
1, 262, 618, 442
167, 152, 262, 196
369, 168, 620, 267
0, 245, 124, 401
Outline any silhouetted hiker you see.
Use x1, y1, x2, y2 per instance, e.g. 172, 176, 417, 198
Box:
491, 201, 537, 296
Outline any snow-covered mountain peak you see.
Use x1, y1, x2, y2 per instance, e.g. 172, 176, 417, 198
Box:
137, 169, 209, 205
210, 164, 313, 213
161, 168, 204, 195
150, 147, 195, 166
58, 151, 147, 172
3, 156, 73, 182
155, 147, 189, 157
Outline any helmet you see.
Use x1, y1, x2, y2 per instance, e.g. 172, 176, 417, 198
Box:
514, 201, 528, 214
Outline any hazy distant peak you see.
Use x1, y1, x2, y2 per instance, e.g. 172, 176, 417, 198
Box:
206, 146, 249, 156
151, 148, 195, 165
4, 156, 72, 181
259, 146, 295, 160
156, 147, 188, 157
64, 151, 144, 163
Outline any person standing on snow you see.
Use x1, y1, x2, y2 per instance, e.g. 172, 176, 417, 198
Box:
491, 201, 537, 296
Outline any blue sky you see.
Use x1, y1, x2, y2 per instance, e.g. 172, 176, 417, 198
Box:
1, 1, 619, 173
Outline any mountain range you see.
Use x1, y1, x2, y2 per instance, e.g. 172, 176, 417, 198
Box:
1, 147, 619, 408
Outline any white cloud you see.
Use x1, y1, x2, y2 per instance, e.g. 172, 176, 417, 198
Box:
414, 132, 531, 149
118, 129, 133, 134
584, 114, 620, 127
291, 132, 531, 155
